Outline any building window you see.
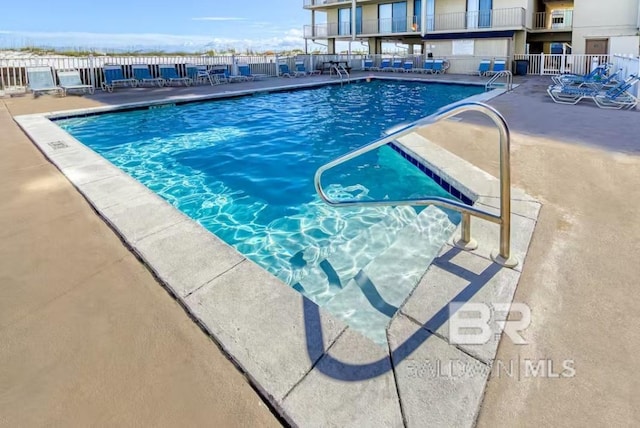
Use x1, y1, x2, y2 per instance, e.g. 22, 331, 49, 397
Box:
379, 2, 407, 34
338, 8, 351, 35
467, 0, 492, 29
338, 6, 362, 35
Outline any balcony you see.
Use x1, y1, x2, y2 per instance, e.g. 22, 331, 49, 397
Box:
303, 0, 350, 8
532, 10, 573, 31
303, 8, 526, 39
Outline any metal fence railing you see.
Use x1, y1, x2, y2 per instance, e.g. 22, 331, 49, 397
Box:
613, 54, 640, 101
0, 54, 288, 91
2, 52, 638, 94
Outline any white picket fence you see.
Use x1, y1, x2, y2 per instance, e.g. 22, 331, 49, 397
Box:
513, 53, 614, 76
612, 54, 640, 100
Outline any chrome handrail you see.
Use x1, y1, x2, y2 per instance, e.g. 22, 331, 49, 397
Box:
313, 101, 518, 267
485, 70, 513, 91
331, 64, 350, 84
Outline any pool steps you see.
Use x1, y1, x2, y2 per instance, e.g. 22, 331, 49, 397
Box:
294, 205, 456, 344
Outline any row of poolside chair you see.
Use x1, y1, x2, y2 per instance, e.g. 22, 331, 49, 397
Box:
102, 64, 193, 91
278, 61, 320, 77
186, 64, 267, 86
547, 63, 639, 109
477, 59, 506, 76
26, 66, 94, 97
102, 63, 269, 91
363, 58, 448, 74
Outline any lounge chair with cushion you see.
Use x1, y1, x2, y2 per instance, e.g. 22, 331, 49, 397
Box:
402, 61, 414, 72
295, 61, 320, 76
547, 74, 639, 109
432, 59, 446, 74
279, 63, 293, 77
477, 59, 491, 76
419, 59, 434, 74
363, 58, 377, 71
56, 69, 94, 96
102, 65, 137, 92
551, 63, 611, 86
380, 58, 392, 71
486, 59, 506, 76
158, 64, 192, 86
392, 58, 404, 72
26, 66, 63, 96
132, 64, 164, 87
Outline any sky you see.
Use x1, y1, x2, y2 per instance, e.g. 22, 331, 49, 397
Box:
0, 0, 327, 52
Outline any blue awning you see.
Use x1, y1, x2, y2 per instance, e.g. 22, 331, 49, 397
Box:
421, 30, 516, 40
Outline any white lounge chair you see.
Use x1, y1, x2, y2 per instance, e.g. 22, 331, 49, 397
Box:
56, 70, 95, 96
26, 66, 63, 97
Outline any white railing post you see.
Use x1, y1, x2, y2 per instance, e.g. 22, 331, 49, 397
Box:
540, 52, 545, 75
89, 54, 95, 89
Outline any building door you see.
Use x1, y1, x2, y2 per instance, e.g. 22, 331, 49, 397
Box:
585, 39, 609, 55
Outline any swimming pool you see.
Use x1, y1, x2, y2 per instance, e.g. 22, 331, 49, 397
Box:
58, 79, 483, 344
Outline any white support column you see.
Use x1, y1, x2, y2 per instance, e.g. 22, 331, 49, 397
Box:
421, 0, 427, 37
352, 0, 357, 41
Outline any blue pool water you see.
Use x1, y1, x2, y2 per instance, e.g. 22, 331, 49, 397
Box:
58, 80, 482, 344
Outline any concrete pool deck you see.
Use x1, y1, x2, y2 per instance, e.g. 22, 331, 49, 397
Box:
2, 74, 639, 426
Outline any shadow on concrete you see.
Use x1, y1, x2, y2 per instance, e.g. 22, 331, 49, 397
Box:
303, 246, 502, 381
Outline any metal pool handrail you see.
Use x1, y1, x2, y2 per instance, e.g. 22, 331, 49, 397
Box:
313, 101, 518, 268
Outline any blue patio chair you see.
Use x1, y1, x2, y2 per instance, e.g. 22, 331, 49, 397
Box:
581, 68, 622, 90
208, 67, 230, 84
547, 74, 639, 109
132, 64, 164, 87
293, 61, 308, 77
486, 59, 506, 76
26, 66, 63, 97
402, 61, 414, 72
380, 58, 392, 71
279, 63, 293, 78
363, 58, 376, 71
420, 59, 435, 74
477, 59, 491, 76
392, 58, 404, 72
295, 61, 320, 76
552, 63, 611, 86
56, 69, 94, 96
186, 64, 218, 85
158, 64, 192, 86
432, 59, 445, 74
102, 65, 137, 92
234, 64, 253, 81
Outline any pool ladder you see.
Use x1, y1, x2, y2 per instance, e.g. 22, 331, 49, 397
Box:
314, 101, 518, 268
331, 64, 350, 85
485, 70, 513, 92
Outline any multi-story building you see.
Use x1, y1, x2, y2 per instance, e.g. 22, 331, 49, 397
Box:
303, 0, 640, 57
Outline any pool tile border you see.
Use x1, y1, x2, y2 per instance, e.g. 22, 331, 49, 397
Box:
13, 81, 538, 428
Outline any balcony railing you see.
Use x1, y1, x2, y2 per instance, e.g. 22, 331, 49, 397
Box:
533, 10, 573, 30
303, 0, 350, 7
303, 8, 526, 38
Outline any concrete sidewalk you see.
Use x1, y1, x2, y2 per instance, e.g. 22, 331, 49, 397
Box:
0, 99, 280, 426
